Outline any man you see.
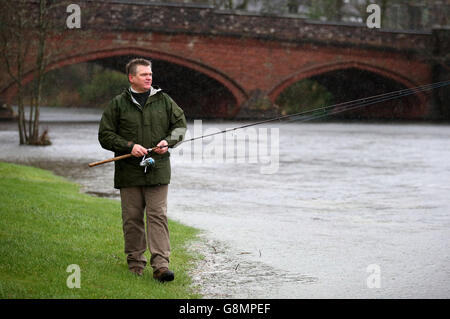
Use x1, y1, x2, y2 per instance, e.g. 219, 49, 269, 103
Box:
98, 58, 186, 282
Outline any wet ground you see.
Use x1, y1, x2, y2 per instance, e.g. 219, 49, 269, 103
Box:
1, 106, 449, 298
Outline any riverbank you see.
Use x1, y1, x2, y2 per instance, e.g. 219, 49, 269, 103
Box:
0, 162, 202, 299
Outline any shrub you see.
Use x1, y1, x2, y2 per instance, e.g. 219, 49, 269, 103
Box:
79, 70, 129, 108
276, 79, 334, 116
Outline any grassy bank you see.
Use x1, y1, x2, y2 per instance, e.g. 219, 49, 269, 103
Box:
0, 162, 201, 298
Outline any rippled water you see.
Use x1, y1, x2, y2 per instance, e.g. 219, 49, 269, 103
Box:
1, 106, 449, 298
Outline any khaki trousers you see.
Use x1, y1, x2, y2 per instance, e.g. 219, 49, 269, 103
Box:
119, 185, 170, 271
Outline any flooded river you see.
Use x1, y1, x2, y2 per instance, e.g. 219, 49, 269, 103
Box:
1, 106, 449, 298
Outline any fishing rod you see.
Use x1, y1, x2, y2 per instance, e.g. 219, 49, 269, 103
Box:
176, 80, 449, 143
88, 79, 449, 168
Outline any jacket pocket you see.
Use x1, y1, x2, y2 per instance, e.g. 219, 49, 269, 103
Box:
152, 157, 171, 185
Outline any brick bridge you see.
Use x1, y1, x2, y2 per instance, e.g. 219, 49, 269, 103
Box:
1, 1, 449, 119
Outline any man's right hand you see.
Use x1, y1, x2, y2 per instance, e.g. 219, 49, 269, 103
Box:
131, 144, 148, 157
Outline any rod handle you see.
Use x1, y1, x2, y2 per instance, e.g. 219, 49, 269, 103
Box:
88, 145, 168, 168
88, 153, 132, 167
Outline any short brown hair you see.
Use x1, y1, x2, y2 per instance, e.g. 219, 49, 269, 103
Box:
126, 58, 152, 76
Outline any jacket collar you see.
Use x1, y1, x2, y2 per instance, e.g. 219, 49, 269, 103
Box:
126, 86, 162, 108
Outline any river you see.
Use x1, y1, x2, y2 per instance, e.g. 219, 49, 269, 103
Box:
1, 106, 449, 298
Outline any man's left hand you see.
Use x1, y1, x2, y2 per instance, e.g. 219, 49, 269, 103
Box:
154, 140, 168, 154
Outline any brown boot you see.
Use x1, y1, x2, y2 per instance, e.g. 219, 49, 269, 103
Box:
130, 267, 143, 276
153, 267, 174, 282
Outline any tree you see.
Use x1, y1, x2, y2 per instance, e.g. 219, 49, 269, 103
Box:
0, 0, 32, 144
0, 0, 93, 145
307, 0, 345, 21
0, 0, 54, 145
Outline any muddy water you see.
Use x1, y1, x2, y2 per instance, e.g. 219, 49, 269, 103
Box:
1, 106, 449, 298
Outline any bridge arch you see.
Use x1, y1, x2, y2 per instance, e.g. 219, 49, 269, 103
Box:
3, 47, 248, 118
268, 61, 428, 119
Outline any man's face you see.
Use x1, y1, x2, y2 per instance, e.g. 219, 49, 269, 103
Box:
129, 65, 152, 92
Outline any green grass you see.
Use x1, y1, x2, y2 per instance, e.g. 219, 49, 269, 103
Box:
0, 162, 202, 299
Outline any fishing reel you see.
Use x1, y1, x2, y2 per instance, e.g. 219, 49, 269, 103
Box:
139, 145, 168, 173
140, 153, 155, 173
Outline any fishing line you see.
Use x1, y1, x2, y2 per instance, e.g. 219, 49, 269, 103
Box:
180, 80, 450, 144
285, 80, 450, 123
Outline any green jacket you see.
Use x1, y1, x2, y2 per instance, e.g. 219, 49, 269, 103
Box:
98, 87, 187, 189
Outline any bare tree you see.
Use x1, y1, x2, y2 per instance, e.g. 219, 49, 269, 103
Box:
0, 0, 55, 145
0, 0, 32, 144
0, 0, 95, 145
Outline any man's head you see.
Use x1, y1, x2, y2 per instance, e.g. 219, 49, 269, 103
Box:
126, 58, 152, 93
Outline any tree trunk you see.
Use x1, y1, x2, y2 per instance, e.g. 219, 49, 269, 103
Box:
30, 0, 48, 145
335, 0, 343, 21
16, 30, 27, 144
17, 85, 26, 145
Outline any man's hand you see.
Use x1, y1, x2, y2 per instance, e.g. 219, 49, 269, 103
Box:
131, 144, 148, 157
154, 140, 168, 155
